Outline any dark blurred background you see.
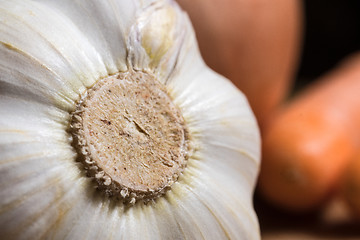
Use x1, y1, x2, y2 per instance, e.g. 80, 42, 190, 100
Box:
296, 0, 360, 89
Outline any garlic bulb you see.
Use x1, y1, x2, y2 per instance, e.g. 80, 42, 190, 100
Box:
0, 0, 261, 239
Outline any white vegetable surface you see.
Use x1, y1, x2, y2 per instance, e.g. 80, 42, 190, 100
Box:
0, 0, 261, 239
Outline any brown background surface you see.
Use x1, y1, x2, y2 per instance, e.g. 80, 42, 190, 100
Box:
255, 193, 360, 239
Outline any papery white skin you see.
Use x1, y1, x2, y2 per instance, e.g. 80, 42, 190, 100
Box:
0, 0, 261, 239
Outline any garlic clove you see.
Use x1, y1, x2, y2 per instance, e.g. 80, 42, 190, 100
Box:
35, 0, 138, 73
191, 154, 260, 238
42, 182, 106, 240
0, 96, 79, 239
160, 185, 232, 239
169, 66, 260, 193
0, 0, 108, 102
0, 42, 76, 110
0, 96, 69, 139
0, 145, 80, 239
128, 0, 186, 82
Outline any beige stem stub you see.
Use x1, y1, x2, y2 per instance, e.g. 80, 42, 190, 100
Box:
70, 70, 190, 204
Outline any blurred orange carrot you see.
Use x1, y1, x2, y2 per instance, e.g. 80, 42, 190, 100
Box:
258, 53, 360, 212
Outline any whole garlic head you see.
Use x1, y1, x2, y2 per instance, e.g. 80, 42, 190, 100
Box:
0, 0, 261, 239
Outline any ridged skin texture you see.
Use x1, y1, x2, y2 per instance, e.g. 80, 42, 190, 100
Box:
0, 0, 261, 239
